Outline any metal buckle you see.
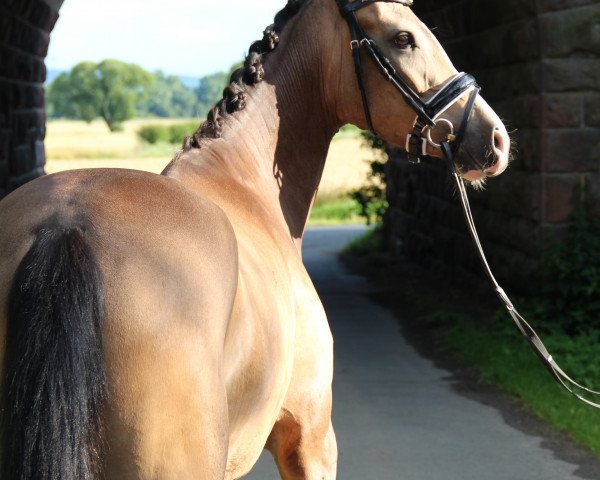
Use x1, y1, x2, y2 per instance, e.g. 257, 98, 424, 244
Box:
423, 118, 455, 149
350, 40, 360, 50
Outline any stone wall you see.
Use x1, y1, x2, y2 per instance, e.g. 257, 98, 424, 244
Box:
386, 0, 600, 293
0, 0, 61, 197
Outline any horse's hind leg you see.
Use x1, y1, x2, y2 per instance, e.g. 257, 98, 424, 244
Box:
102, 334, 230, 479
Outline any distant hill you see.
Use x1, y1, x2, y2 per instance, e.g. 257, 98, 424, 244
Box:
45, 68, 199, 90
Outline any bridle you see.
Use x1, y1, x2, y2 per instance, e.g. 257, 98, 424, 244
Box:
336, 0, 600, 408
335, 0, 481, 165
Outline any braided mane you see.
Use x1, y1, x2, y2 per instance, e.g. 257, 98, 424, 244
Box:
182, 0, 310, 152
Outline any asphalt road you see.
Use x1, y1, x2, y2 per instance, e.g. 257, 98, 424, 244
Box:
244, 226, 599, 479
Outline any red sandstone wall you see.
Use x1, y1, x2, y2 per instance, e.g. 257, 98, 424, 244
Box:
0, 0, 59, 197
386, 0, 600, 293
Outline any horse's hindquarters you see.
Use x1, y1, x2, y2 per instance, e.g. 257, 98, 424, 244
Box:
0, 169, 239, 478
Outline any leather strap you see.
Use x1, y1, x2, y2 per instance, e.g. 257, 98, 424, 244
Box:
443, 141, 600, 409
335, 0, 479, 162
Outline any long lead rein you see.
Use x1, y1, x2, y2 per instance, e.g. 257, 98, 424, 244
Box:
442, 141, 600, 409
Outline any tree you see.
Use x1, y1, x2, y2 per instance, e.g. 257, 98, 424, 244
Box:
145, 71, 198, 118
195, 71, 229, 115
47, 60, 154, 132
47, 62, 101, 122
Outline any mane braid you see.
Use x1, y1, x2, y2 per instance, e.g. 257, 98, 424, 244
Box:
182, 0, 310, 151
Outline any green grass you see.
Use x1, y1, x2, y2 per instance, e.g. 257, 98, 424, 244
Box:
341, 225, 385, 262
422, 307, 600, 454
308, 195, 364, 226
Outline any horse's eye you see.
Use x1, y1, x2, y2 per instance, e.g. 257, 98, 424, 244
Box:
394, 32, 413, 49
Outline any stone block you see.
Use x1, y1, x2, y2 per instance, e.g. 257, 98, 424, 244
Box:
508, 128, 542, 171
446, 19, 538, 70
543, 59, 600, 92
584, 93, 600, 127
540, 93, 583, 128
540, 5, 600, 58
9, 82, 44, 110
538, 0, 599, 13
0, 79, 14, 112
541, 128, 600, 172
26, 0, 53, 30
0, 129, 11, 169
12, 20, 50, 57
13, 109, 44, 144
0, 10, 13, 44
543, 173, 582, 224
10, 144, 34, 177
475, 62, 541, 103
477, 170, 543, 222
493, 95, 540, 129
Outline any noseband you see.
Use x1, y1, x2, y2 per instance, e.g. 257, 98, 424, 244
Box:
335, 0, 480, 164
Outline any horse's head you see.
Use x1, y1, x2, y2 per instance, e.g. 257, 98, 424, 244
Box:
326, 0, 510, 185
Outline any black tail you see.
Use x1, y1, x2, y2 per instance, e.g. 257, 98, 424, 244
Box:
2, 227, 106, 480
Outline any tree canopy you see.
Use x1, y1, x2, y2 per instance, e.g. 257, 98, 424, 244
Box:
47, 60, 154, 131
144, 71, 198, 118
47, 60, 241, 131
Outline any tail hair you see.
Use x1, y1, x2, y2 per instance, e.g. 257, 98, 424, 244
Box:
2, 227, 106, 479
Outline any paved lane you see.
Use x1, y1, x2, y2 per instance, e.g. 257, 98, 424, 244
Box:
245, 226, 597, 479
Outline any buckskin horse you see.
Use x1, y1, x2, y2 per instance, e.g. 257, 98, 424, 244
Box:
0, 0, 510, 478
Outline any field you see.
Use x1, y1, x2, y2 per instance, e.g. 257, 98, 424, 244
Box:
45, 119, 375, 224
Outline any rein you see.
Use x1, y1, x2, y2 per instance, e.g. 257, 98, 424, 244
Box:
444, 143, 600, 409
336, 0, 600, 408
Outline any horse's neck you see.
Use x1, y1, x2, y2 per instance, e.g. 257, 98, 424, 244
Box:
166, 16, 340, 249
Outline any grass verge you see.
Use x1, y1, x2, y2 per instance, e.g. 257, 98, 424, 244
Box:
423, 307, 600, 455
308, 195, 363, 226
343, 229, 600, 456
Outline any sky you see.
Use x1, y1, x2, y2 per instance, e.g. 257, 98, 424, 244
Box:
46, 0, 284, 79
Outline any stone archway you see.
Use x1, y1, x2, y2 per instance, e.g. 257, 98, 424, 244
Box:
0, 0, 64, 198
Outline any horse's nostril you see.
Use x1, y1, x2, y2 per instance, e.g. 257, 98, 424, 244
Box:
492, 128, 507, 157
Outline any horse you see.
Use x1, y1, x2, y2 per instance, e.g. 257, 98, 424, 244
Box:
0, 0, 510, 478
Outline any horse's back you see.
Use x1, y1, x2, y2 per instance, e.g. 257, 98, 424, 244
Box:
0, 168, 238, 478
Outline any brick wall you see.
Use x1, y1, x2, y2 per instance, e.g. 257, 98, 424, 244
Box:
0, 0, 61, 198
386, 0, 600, 293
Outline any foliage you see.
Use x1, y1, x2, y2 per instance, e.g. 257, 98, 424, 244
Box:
349, 130, 388, 225
541, 193, 600, 335
137, 124, 171, 144
47, 60, 154, 132
342, 225, 384, 256
308, 195, 362, 226
137, 122, 198, 145
144, 71, 199, 118
167, 122, 198, 144
47, 63, 102, 123
195, 71, 229, 116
